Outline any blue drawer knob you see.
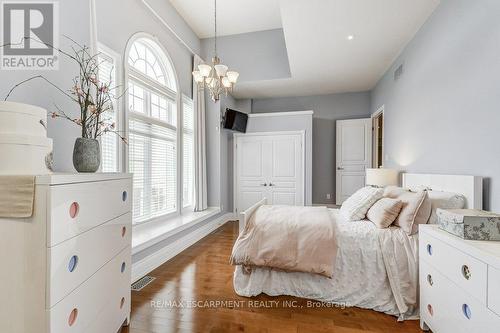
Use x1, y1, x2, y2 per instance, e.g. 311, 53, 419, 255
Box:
68, 255, 78, 273
462, 304, 472, 320
427, 244, 433, 255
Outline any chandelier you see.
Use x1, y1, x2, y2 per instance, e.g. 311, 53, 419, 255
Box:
192, 0, 239, 102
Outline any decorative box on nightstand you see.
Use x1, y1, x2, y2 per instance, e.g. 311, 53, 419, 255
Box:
0, 173, 132, 333
419, 225, 500, 333
437, 208, 500, 241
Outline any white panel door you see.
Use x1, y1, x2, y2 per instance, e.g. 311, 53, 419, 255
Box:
268, 134, 304, 206
235, 132, 304, 213
336, 119, 372, 205
236, 136, 268, 213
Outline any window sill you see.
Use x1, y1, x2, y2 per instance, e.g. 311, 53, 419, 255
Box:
131, 207, 221, 255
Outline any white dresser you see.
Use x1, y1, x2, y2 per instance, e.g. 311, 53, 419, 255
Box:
0, 173, 132, 333
420, 225, 500, 333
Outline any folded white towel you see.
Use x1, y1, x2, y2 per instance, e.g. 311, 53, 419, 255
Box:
0, 176, 35, 218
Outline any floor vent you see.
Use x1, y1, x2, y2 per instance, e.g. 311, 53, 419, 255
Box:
131, 276, 156, 291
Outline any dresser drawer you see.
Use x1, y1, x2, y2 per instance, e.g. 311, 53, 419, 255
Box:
47, 212, 132, 308
47, 179, 131, 246
48, 246, 131, 333
488, 265, 500, 316
420, 261, 461, 333
420, 231, 487, 304
421, 260, 500, 333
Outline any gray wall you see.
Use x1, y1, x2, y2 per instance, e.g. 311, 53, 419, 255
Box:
0, 0, 91, 172
96, 0, 199, 98
370, 0, 500, 211
252, 92, 371, 204
200, 29, 291, 82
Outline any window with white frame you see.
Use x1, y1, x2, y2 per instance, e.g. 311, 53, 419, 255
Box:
98, 45, 119, 172
182, 95, 194, 208
126, 37, 195, 225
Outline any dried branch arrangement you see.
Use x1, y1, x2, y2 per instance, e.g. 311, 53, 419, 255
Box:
3, 37, 126, 142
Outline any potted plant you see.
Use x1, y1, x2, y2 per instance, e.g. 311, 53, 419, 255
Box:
4, 38, 126, 172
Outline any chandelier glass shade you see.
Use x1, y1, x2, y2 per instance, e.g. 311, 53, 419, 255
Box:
192, 0, 239, 101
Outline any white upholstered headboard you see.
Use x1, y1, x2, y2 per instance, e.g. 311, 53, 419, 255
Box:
402, 173, 483, 209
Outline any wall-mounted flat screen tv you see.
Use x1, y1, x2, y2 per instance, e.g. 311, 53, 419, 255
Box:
223, 108, 248, 133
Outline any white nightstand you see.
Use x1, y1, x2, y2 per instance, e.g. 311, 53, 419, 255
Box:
419, 225, 500, 332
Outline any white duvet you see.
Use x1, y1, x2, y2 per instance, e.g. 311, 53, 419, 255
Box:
233, 209, 419, 320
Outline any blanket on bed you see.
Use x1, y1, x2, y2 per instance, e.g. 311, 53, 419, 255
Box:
377, 227, 419, 320
230, 205, 338, 277
232, 209, 419, 321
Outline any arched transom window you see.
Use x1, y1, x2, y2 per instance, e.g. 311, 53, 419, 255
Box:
128, 39, 177, 91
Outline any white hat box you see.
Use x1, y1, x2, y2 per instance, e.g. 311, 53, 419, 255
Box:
0, 101, 48, 137
0, 101, 53, 174
0, 134, 53, 175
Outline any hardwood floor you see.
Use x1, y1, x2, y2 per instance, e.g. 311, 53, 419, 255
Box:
122, 221, 423, 333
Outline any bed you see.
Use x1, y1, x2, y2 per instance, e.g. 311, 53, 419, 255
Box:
232, 173, 483, 320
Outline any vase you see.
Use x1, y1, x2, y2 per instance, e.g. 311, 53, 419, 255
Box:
73, 138, 100, 173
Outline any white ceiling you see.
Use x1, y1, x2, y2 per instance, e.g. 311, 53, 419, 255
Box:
169, 0, 282, 38
170, 0, 440, 98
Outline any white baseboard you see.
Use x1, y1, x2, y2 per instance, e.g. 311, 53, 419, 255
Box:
131, 213, 236, 283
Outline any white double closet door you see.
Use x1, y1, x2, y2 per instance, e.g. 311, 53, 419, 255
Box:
235, 132, 305, 213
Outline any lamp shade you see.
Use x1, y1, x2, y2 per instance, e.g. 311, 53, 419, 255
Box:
366, 168, 399, 187
198, 64, 212, 77
226, 71, 239, 83
192, 70, 203, 83
214, 64, 228, 77
222, 77, 231, 88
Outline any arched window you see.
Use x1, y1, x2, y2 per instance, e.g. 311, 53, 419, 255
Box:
126, 36, 181, 224
128, 38, 177, 91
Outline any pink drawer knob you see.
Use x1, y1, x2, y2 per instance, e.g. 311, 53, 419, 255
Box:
427, 304, 434, 316
120, 297, 125, 309
68, 308, 78, 326
122, 226, 127, 237
462, 265, 471, 280
69, 202, 79, 219
122, 191, 128, 202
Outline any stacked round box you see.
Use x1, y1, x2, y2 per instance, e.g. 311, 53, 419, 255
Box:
0, 101, 53, 174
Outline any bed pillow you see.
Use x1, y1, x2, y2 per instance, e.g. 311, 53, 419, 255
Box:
427, 191, 466, 224
340, 186, 384, 221
366, 198, 404, 229
383, 187, 431, 235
